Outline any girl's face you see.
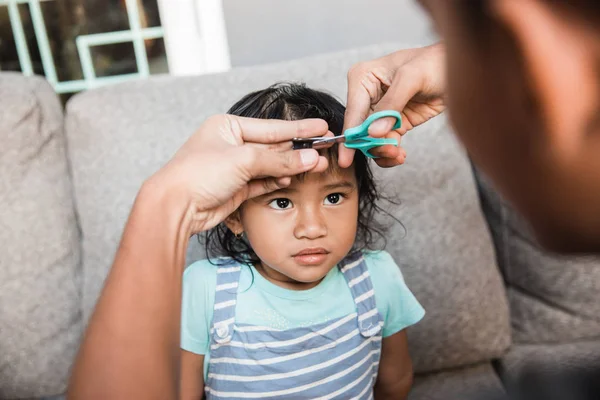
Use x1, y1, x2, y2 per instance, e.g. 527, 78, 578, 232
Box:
229, 166, 359, 289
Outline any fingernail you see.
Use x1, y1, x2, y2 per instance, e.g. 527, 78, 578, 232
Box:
368, 118, 394, 135
300, 149, 318, 166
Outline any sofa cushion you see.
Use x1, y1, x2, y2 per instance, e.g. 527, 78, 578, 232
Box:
475, 169, 600, 344
411, 362, 508, 400
497, 341, 600, 400
0, 73, 82, 398
65, 43, 510, 374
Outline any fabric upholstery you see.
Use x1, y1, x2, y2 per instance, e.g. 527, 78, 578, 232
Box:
411, 362, 508, 400
65, 43, 510, 374
0, 73, 82, 398
498, 341, 600, 400
475, 169, 600, 344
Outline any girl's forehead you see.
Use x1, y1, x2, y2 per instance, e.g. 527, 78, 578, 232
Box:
291, 164, 357, 187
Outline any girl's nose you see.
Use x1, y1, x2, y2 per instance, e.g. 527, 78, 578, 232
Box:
293, 206, 327, 240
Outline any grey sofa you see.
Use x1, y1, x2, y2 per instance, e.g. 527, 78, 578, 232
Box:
1, 43, 599, 400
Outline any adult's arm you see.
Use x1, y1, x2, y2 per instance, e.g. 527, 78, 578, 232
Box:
67, 115, 331, 400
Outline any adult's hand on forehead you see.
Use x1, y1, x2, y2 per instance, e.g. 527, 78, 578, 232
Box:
151, 114, 331, 235
67, 113, 330, 398
339, 43, 447, 168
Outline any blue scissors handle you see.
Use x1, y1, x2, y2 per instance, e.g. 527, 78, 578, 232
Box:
344, 110, 402, 158
290, 110, 402, 158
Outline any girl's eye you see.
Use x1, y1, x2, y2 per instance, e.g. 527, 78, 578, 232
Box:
324, 193, 344, 205
268, 198, 292, 210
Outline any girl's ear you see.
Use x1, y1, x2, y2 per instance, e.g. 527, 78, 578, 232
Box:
224, 211, 244, 236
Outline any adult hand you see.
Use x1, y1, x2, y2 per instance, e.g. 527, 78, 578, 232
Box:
150, 114, 331, 236
340, 43, 447, 168
67, 115, 330, 400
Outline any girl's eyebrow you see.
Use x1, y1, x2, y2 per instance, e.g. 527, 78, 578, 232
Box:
260, 187, 296, 198
322, 181, 356, 191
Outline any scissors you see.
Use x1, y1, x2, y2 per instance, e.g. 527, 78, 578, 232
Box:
292, 110, 401, 158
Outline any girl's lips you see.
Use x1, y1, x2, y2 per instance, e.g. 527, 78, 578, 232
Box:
293, 247, 329, 256
292, 248, 330, 266
293, 253, 329, 266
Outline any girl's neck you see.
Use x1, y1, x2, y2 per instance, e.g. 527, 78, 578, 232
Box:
253, 262, 323, 291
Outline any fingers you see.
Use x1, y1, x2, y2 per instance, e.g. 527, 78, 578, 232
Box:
226, 115, 330, 143
374, 155, 406, 168
340, 129, 404, 168
337, 145, 356, 169
334, 124, 355, 168
250, 130, 335, 152
342, 63, 389, 169
238, 146, 326, 180
340, 142, 405, 168
226, 149, 331, 210
249, 140, 294, 152
246, 131, 331, 173
246, 177, 290, 200
245, 154, 330, 200
311, 154, 330, 173
368, 143, 406, 167
243, 153, 329, 200
368, 67, 422, 137
367, 143, 402, 159
344, 64, 375, 133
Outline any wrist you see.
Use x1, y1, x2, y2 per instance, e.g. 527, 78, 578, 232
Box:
137, 174, 195, 239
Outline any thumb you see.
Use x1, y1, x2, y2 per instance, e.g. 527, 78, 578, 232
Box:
341, 67, 375, 169
367, 68, 421, 137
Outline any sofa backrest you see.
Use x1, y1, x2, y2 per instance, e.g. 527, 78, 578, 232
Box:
65, 43, 511, 374
476, 169, 600, 344
0, 73, 82, 398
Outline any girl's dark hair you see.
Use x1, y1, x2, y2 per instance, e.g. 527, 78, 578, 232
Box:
204, 82, 399, 265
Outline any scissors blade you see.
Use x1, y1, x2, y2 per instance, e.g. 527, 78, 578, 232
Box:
292, 135, 345, 150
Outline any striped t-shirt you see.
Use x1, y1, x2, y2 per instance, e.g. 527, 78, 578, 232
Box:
181, 250, 425, 380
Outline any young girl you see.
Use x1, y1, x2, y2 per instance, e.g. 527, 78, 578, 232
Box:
180, 83, 425, 399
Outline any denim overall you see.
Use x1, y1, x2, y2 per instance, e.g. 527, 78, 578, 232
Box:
205, 252, 383, 399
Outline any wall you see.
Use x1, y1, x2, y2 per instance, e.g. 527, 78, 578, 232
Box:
223, 0, 436, 67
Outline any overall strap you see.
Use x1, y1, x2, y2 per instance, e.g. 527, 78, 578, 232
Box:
339, 252, 382, 337
211, 260, 242, 344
